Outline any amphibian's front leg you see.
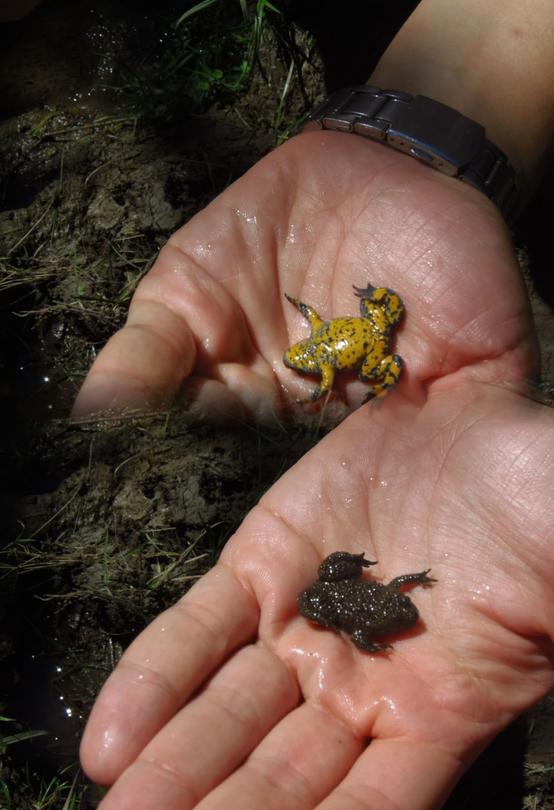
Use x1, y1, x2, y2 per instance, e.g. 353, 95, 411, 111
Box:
284, 294, 325, 334
359, 352, 404, 399
283, 294, 335, 401
388, 570, 436, 589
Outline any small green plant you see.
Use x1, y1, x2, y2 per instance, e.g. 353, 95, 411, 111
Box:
114, 4, 262, 118
0, 725, 96, 809
175, 0, 315, 142
114, 0, 300, 123
177, 0, 282, 69
0, 715, 47, 756
31, 765, 93, 810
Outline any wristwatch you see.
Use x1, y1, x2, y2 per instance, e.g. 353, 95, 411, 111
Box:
304, 86, 519, 224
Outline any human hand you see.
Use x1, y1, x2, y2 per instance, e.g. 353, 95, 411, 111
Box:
72, 127, 535, 422
77, 81, 551, 810
76, 0, 554, 802
80, 379, 554, 809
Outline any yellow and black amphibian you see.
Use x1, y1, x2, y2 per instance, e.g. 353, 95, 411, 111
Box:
283, 284, 404, 401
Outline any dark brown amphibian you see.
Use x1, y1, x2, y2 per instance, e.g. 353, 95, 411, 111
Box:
298, 551, 436, 653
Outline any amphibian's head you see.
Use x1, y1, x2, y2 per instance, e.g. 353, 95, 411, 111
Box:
318, 551, 377, 582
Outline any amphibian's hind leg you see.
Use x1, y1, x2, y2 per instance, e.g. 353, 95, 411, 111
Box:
351, 629, 393, 653
284, 293, 325, 335
388, 570, 436, 589
359, 353, 403, 399
353, 284, 404, 327
282, 340, 335, 402
310, 362, 335, 401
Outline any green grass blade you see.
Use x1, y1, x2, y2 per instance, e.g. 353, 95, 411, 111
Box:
175, 0, 221, 28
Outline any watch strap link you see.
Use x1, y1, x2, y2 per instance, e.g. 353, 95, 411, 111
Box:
305, 86, 519, 223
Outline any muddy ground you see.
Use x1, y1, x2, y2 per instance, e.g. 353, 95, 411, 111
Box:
0, 1, 553, 808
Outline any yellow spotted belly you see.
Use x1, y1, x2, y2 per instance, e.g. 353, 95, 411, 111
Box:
283, 284, 404, 402
318, 318, 373, 369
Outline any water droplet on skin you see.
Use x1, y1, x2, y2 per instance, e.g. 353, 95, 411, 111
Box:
192, 242, 213, 258
101, 729, 114, 750
381, 695, 400, 720
235, 209, 257, 225
285, 224, 297, 245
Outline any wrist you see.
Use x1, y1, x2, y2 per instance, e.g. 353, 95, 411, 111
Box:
305, 87, 519, 223
368, 0, 554, 200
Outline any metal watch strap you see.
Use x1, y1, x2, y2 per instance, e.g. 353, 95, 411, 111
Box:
304, 86, 519, 224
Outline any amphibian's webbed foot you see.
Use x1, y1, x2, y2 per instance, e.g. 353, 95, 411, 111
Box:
388, 570, 437, 589
351, 629, 393, 653
352, 283, 377, 298
284, 293, 325, 332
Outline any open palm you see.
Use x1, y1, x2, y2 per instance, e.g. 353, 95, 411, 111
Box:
73, 130, 535, 420
80, 382, 554, 809
78, 132, 554, 809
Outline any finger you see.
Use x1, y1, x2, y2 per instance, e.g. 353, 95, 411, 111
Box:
96, 644, 300, 810
73, 242, 278, 417
196, 701, 363, 809
315, 738, 463, 810
182, 376, 281, 423
80, 565, 258, 784
72, 297, 196, 415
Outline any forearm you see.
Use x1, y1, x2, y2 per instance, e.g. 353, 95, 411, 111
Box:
368, 0, 554, 200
